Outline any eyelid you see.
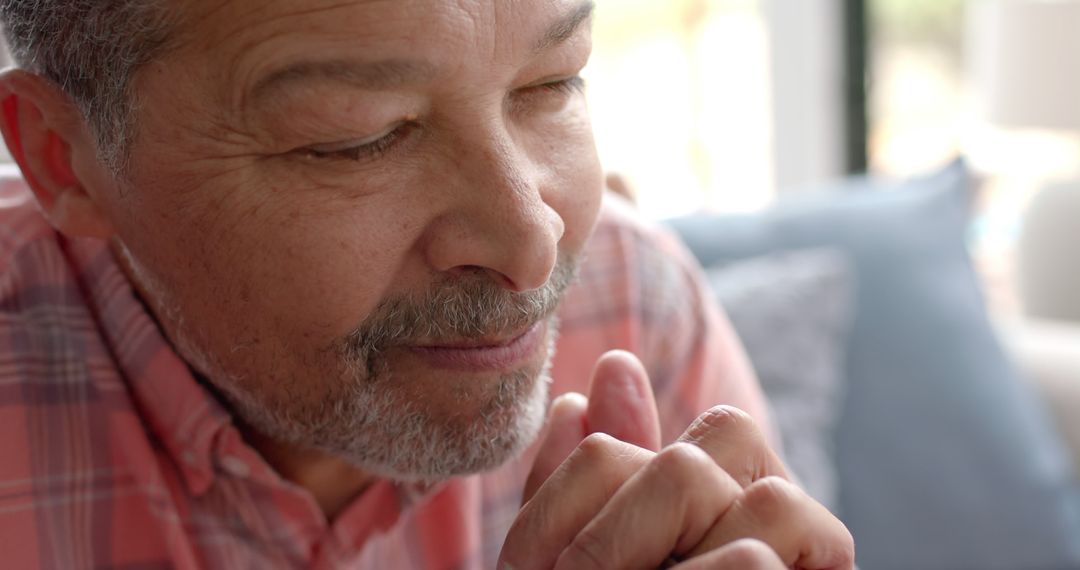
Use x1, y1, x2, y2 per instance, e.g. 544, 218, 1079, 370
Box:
547, 75, 585, 91
523, 73, 582, 89
307, 123, 403, 154
516, 75, 586, 99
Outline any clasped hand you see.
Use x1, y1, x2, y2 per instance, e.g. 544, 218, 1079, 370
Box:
498, 351, 854, 570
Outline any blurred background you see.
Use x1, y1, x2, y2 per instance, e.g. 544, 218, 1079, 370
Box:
586, 0, 1080, 317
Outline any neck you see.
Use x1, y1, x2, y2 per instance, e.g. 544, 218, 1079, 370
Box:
241, 426, 377, 521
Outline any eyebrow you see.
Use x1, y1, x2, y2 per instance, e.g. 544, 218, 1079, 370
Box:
248, 1, 596, 103
533, 0, 596, 53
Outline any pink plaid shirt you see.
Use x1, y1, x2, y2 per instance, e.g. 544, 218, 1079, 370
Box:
0, 170, 770, 569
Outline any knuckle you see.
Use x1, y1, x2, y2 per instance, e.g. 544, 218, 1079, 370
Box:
740, 476, 800, 525
575, 432, 620, 464
693, 405, 759, 440
824, 526, 857, 568
570, 432, 645, 483
721, 538, 784, 568
651, 442, 715, 485
682, 406, 772, 485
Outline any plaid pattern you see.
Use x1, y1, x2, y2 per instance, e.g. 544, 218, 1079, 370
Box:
0, 172, 770, 569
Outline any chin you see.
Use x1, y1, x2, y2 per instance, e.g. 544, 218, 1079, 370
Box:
221, 324, 559, 484
344, 319, 561, 482
363, 363, 553, 483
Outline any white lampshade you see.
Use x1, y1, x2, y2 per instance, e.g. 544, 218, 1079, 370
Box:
968, 0, 1080, 132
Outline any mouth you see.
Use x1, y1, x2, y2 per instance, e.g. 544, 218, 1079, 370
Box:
406, 321, 547, 372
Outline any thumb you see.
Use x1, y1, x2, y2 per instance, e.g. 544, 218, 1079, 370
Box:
586, 350, 662, 452
522, 391, 588, 503
520, 351, 661, 504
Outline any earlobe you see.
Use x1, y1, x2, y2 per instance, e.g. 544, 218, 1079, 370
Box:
0, 69, 115, 239
49, 185, 114, 239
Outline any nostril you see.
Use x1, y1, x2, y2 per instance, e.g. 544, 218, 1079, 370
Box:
449, 265, 516, 290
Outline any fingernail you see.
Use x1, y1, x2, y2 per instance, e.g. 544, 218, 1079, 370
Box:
546, 392, 588, 442
551, 392, 588, 417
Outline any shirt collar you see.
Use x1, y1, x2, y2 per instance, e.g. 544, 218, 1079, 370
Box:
66, 236, 230, 496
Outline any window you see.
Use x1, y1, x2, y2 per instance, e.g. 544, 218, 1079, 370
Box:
586, 0, 774, 218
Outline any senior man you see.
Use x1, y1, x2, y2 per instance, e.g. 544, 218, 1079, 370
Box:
0, 1, 853, 568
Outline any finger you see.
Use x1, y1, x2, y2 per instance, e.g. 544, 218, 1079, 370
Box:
523, 392, 588, 503
676, 405, 788, 487
605, 172, 636, 202
551, 443, 742, 570
524, 351, 658, 504
498, 433, 653, 570
687, 476, 855, 570
586, 350, 661, 452
672, 539, 787, 570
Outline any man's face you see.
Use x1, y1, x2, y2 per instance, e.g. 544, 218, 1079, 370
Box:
103, 0, 603, 481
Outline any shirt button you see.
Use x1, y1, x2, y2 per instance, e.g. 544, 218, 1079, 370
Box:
219, 455, 251, 479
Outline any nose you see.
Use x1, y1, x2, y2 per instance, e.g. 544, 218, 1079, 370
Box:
422, 128, 565, 292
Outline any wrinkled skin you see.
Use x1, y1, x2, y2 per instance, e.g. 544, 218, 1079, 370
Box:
101, 0, 603, 482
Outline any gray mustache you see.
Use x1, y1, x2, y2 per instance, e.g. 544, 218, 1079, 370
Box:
343, 256, 579, 359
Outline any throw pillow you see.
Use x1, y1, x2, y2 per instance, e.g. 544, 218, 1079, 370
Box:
668, 159, 1080, 570
707, 249, 855, 514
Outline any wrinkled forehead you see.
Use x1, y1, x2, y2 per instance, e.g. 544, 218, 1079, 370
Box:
166, 0, 591, 84
176, 0, 491, 57
146, 0, 593, 118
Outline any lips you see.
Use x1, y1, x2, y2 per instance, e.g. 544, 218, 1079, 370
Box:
406, 321, 546, 372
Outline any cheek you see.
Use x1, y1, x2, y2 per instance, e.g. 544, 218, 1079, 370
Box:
219, 200, 425, 342
539, 113, 604, 252
118, 167, 423, 356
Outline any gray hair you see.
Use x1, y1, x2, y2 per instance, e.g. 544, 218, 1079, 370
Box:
0, 1, 175, 174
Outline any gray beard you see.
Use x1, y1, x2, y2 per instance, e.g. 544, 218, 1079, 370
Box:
119, 234, 579, 483
205, 260, 577, 482
222, 323, 559, 483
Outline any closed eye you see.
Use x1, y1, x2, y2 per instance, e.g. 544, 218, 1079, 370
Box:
509, 75, 586, 114
532, 75, 585, 95
300, 122, 415, 162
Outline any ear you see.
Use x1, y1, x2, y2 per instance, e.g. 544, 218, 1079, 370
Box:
0, 69, 114, 239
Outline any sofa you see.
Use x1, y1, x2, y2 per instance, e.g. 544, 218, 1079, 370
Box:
665, 160, 1080, 570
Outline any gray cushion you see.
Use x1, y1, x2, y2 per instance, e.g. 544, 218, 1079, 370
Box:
707, 249, 854, 513
668, 160, 1080, 570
